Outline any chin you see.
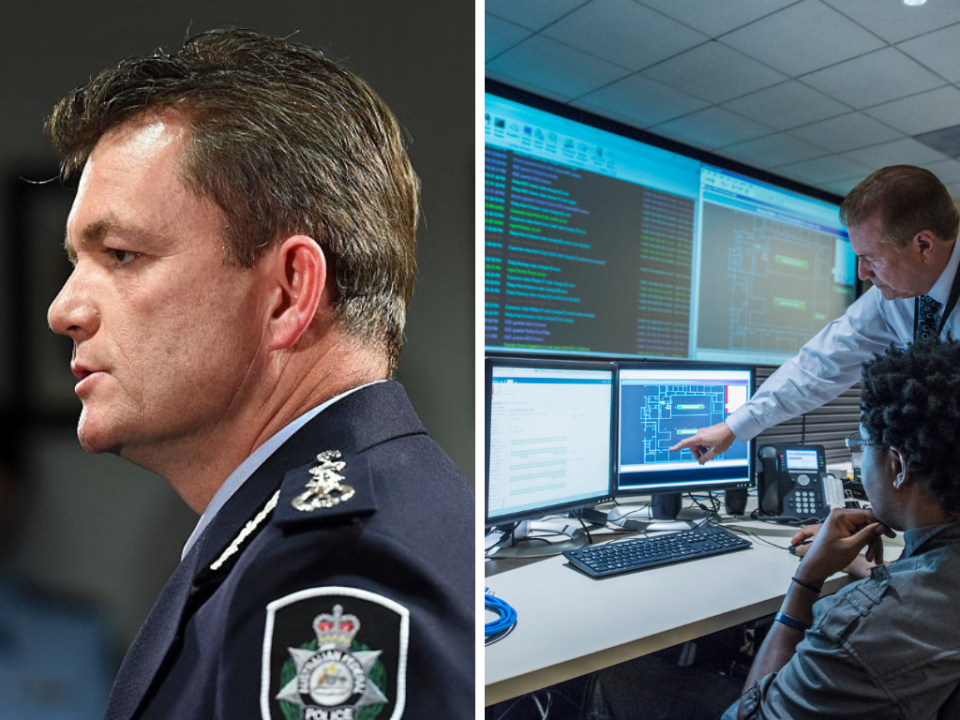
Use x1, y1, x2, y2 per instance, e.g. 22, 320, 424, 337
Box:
76, 410, 121, 455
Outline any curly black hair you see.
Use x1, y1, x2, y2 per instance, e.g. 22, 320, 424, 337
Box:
861, 337, 960, 516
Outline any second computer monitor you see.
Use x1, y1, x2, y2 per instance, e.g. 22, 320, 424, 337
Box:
616, 361, 755, 514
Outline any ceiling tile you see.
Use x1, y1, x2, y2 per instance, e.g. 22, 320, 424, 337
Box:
800, 47, 945, 109
486, 14, 533, 62
543, 0, 707, 71
842, 137, 949, 170
863, 86, 960, 136
649, 106, 773, 149
821, 0, 960, 44
574, 74, 710, 127
486, 0, 592, 31
645, 127, 713, 151
897, 23, 960, 84
719, 133, 828, 169
788, 112, 904, 152
912, 124, 960, 159
721, 81, 851, 131
641, 41, 787, 104
921, 159, 960, 186
720, 0, 885, 77
818, 177, 861, 197
943, 181, 960, 201
567, 101, 659, 131
485, 35, 632, 99
777, 154, 873, 184
484, 71, 574, 104
636, 0, 797, 38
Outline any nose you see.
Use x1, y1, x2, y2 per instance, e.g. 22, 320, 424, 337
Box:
857, 260, 872, 283
48, 267, 100, 341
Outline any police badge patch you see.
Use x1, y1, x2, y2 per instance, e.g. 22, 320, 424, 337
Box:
261, 587, 408, 720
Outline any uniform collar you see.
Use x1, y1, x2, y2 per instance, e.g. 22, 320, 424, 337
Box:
181, 380, 384, 559
190, 380, 425, 572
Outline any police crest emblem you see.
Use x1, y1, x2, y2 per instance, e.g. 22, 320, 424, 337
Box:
261, 588, 408, 720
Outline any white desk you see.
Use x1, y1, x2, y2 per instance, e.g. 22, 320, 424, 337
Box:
485, 514, 904, 706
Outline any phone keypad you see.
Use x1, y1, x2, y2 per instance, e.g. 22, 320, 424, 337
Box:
787, 490, 823, 518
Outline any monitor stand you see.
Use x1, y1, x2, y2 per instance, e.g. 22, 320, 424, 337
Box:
607, 493, 705, 532
490, 518, 589, 558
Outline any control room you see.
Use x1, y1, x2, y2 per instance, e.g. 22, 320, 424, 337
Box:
483, 1, 960, 718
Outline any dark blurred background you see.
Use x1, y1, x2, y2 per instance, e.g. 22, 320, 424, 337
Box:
0, 2, 474, 713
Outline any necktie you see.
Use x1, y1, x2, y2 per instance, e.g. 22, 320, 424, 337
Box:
916, 295, 942, 341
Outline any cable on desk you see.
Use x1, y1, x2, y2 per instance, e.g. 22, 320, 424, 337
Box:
573, 511, 593, 544
722, 523, 794, 551
485, 590, 518, 646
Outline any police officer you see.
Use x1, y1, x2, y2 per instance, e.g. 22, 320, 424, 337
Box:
46, 28, 474, 719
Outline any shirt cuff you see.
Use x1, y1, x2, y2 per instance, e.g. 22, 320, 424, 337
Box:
725, 405, 763, 442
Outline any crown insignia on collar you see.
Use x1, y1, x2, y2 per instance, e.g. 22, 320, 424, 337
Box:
292, 450, 356, 512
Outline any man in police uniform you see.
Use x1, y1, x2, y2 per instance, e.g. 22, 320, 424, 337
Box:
45, 28, 474, 719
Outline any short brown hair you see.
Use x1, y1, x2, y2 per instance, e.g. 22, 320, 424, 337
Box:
45, 27, 419, 371
839, 165, 959, 249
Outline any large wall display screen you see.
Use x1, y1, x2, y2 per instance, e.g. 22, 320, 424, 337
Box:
484, 92, 857, 366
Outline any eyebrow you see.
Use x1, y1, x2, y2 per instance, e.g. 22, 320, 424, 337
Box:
63, 217, 165, 261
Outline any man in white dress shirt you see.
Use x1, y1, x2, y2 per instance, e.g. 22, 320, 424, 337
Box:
672, 165, 960, 463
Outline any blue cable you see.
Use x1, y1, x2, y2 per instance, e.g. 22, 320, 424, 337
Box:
485, 592, 517, 637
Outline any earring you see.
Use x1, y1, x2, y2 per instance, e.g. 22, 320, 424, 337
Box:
894, 473, 904, 489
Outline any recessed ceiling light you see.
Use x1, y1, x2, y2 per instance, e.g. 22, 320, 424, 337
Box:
903, 0, 927, 6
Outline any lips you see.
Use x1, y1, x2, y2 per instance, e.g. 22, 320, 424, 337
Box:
71, 362, 98, 381
70, 361, 109, 396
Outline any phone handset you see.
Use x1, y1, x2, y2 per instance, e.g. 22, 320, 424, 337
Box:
758, 444, 782, 514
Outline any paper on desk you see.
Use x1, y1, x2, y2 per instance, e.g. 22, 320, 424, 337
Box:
824, 474, 845, 509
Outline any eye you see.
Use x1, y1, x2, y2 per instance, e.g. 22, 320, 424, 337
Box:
107, 248, 141, 266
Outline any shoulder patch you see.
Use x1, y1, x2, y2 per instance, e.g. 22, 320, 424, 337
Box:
260, 587, 409, 720
274, 452, 377, 530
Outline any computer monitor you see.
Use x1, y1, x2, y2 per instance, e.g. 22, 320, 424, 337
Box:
484, 82, 858, 366
485, 356, 615, 552
615, 361, 755, 529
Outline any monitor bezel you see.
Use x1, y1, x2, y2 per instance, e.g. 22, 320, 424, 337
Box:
614, 359, 756, 499
484, 354, 617, 528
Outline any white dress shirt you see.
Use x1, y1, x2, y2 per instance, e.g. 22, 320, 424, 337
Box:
726, 239, 960, 441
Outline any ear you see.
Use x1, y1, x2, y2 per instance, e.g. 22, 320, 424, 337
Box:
263, 235, 326, 351
888, 446, 907, 487
912, 230, 938, 261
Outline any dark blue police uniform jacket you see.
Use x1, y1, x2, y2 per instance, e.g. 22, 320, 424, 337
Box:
104, 381, 475, 720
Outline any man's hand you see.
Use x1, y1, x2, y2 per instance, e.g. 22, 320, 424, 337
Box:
794, 509, 896, 586
668, 421, 735, 464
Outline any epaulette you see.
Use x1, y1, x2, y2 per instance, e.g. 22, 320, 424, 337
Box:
272, 450, 378, 531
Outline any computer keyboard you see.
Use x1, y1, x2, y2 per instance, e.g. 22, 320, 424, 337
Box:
562, 525, 752, 578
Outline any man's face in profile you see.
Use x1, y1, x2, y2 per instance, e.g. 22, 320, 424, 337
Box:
849, 212, 930, 301
47, 111, 271, 466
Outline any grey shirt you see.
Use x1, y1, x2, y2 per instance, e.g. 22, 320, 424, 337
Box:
740, 523, 960, 720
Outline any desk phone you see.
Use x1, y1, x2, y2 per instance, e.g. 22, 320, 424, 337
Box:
758, 443, 835, 521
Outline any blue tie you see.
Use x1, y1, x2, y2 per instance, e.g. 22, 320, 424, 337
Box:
916, 295, 942, 341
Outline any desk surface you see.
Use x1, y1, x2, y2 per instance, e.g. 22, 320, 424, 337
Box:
485, 515, 904, 706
